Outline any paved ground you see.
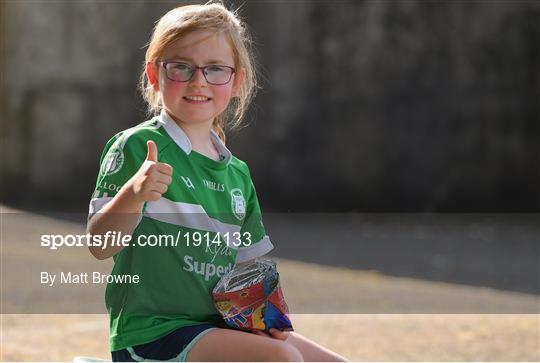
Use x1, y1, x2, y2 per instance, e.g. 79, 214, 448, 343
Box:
2, 313, 539, 361
1, 205, 539, 361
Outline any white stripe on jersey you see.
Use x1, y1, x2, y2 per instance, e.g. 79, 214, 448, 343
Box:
88, 196, 273, 260
88, 197, 113, 220
144, 197, 242, 248
235, 235, 274, 263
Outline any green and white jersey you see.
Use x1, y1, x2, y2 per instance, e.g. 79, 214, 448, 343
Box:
88, 110, 273, 351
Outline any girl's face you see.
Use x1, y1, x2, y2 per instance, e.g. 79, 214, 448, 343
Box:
147, 30, 244, 127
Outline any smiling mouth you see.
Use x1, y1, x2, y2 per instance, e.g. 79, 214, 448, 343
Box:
184, 96, 212, 102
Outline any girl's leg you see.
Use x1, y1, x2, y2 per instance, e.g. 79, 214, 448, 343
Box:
285, 332, 349, 362
186, 328, 304, 362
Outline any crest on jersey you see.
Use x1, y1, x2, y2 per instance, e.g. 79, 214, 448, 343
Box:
230, 188, 246, 221
100, 147, 124, 176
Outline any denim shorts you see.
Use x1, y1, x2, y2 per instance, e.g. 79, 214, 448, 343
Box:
111, 321, 230, 362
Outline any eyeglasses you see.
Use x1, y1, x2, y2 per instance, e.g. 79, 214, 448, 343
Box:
160, 61, 235, 85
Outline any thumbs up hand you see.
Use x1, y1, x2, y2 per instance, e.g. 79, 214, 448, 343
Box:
129, 140, 173, 202
146, 139, 159, 162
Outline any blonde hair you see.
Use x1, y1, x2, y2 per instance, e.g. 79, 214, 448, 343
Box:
139, 1, 257, 142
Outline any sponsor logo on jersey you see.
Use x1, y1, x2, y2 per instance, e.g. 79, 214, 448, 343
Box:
99, 181, 121, 193
180, 176, 195, 189
183, 255, 233, 281
100, 147, 124, 176
230, 188, 246, 221
203, 179, 225, 192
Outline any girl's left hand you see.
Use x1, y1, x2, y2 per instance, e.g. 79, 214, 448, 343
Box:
251, 328, 290, 341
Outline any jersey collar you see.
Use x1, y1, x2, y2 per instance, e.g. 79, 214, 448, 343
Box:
159, 109, 233, 165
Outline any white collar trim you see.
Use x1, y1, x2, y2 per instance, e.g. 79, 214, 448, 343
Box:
159, 109, 232, 165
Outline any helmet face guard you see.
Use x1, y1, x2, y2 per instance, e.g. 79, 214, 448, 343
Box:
212, 259, 293, 332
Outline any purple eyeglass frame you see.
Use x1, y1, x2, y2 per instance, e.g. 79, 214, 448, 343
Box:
159, 61, 236, 85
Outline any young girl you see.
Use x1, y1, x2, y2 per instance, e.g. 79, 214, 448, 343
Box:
88, 3, 348, 362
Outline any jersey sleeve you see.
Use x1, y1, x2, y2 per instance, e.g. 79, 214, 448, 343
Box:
235, 180, 274, 263
88, 132, 146, 220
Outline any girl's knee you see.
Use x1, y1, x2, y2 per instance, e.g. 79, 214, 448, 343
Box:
271, 342, 304, 362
